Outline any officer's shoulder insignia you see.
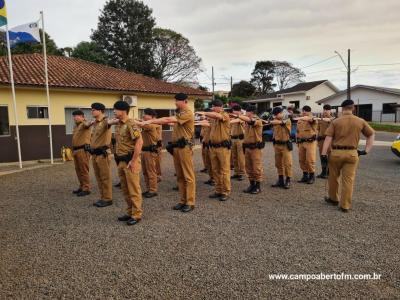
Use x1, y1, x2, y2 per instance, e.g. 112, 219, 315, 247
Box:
133, 129, 140, 139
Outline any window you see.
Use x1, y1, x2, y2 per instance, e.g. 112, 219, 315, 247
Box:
382, 103, 396, 114
272, 102, 282, 107
64, 107, 115, 134
139, 109, 175, 131
27, 106, 48, 119
0, 105, 10, 136
289, 101, 300, 109
306, 96, 311, 100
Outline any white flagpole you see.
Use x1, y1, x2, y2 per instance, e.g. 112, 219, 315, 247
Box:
40, 10, 54, 164
5, 24, 23, 168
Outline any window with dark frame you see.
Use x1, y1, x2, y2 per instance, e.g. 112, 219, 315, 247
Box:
27, 106, 49, 119
382, 103, 396, 114
0, 106, 10, 136
289, 101, 300, 109
272, 102, 282, 107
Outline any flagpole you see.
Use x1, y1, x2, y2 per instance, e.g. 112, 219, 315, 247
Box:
5, 23, 23, 168
40, 10, 54, 164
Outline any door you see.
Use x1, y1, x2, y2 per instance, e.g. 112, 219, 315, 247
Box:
356, 104, 372, 121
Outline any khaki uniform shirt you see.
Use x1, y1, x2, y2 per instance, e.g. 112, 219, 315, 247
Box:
297, 113, 318, 139
231, 120, 245, 137
90, 116, 112, 149
156, 125, 162, 142
142, 124, 159, 147
325, 111, 374, 148
115, 119, 141, 156
210, 112, 231, 144
244, 118, 263, 144
172, 108, 194, 142
273, 119, 292, 142
202, 126, 211, 144
318, 116, 334, 137
72, 121, 91, 147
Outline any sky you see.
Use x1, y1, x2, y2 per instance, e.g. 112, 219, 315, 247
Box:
6, 0, 400, 91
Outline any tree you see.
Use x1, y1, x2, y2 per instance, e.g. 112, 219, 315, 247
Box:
273, 61, 305, 90
0, 30, 63, 56
71, 41, 108, 65
152, 28, 202, 83
250, 61, 276, 95
231, 80, 256, 98
91, 0, 156, 76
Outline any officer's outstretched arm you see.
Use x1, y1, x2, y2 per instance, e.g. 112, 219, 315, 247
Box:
144, 117, 178, 125
197, 111, 224, 120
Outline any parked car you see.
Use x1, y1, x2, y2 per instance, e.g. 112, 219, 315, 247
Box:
391, 134, 400, 158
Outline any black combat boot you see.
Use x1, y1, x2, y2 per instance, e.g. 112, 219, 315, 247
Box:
317, 163, 328, 179
250, 181, 261, 194
298, 172, 309, 183
283, 177, 291, 189
271, 175, 284, 188
243, 180, 255, 193
307, 173, 315, 184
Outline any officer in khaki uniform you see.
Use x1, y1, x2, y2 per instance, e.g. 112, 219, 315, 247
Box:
199, 123, 208, 173
71, 110, 92, 197
321, 99, 375, 212
142, 93, 196, 213
295, 105, 318, 184
112, 101, 143, 225
196, 116, 215, 186
135, 108, 159, 198
316, 104, 335, 179
230, 104, 246, 181
270, 107, 292, 189
90, 102, 114, 208
197, 99, 231, 201
231, 105, 264, 194
155, 124, 163, 182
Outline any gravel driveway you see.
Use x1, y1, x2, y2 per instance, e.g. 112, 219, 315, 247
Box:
1, 143, 399, 299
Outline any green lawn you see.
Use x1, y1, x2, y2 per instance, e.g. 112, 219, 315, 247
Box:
369, 122, 400, 133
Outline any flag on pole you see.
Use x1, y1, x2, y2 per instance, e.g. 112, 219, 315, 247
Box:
0, 0, 7, 27
9, 22, 40, 47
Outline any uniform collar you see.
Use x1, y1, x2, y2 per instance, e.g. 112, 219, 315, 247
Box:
96, 115, 106, 122
119, 118, 128, 124
342, 111, 353, 116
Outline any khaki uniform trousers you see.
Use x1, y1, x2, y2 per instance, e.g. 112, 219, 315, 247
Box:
142, 151, 158, 193
232, 140, 246, 176
201, 145, 208, 170
328, 150, 359, 210
202, 146, 214, 181
274, 145, 292, 177
298, 141, 317, 173
245, 148, 263, 182
173, 147, 196, 206
92, 154, 112, 201
156, 149, 162, 181
118, 161, 143, 220
73, 149, 91, 191
210, 147, 231, 196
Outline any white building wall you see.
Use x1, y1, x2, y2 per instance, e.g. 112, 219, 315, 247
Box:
306, 83, 337, 112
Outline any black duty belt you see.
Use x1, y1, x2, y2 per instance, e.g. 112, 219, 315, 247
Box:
297, 136, 317, 143
231, 134, 244, 140
142, 144, 159, 153
332, 145, 357, 150
202, 142, 210, 149
73, 144, 90, 152
243, 141, 265, 150
273, 140, 289, 145
156, 140, 162, 148
209, 140, 232, 149
115, 152, 133, 165
317, 136, 326, 141
90, 146, 109, 157
166, 138, 192, 155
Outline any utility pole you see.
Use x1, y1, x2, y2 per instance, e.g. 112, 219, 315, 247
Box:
212, 66, 215, 100
230, 76, 233, 95
347, 49, 351, 100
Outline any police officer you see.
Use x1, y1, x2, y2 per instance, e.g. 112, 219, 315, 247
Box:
90, 102, 114, 208
113, 101, 143, 225
295, 105, 318, 184
71, 110, 91, 197
155, 123, 163, 182
231, 105, 264, 194
230, 104, 246, 181
197, 100, 231, 201
316, 104, 335, 179
195, 114, 215, 186
321, 99, 375, 212
135, 108, 159, 198
142, 93, 196, 213
270, 107, 292, 189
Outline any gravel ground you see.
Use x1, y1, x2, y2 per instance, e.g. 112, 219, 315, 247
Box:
1, 143, 399, 299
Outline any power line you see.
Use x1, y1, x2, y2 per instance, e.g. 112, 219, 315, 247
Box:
300, 55, 338, 69
305, 67, 344, 75
357, 62, 400, 67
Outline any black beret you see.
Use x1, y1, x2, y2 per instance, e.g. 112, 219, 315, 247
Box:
113, 100, 130, 111
72, 110, 84, 116
341, 99, 354, 107
143, 108, 157, 117
211, 99, 223, 107
175, 93, 188, 101
272, 106, 283, 115
323, 104, 332, 110
232, 104, 242, 111
246, 105, 257, 113
302, 105, 312, 112
91, 102, 106, 111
